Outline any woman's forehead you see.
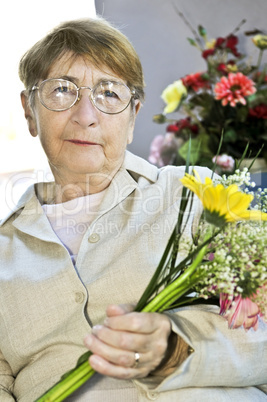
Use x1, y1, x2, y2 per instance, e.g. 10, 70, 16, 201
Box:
47, 52, 122, 83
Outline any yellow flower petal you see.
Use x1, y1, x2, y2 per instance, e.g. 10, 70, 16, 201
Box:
206, 39, 216, 49
161, 80, 187, 114
228, 192, 253, 216
252, 34, 267, 50
232, 210, 267, 222
180, 173, 267, 226
163, 102, 180, 114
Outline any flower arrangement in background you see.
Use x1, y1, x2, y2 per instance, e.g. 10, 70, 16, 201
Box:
150, 17, 267, 173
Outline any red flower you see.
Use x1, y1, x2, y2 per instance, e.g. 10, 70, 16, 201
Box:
202, 48, 215, 59
249, 104, 267, 119
214, 35, 241, 58
167, 124, 181, 133
217, 63, 227, 73
217, 60, 236, 74
225, 35, 241, 57
182, 72, 210, 91
215, 37, 225, 47
167, 118, 199, 135
214, 72, 256, 107
189, 124, 199, 134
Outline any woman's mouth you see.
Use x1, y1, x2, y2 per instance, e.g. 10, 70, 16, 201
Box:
66, 139, 100, 146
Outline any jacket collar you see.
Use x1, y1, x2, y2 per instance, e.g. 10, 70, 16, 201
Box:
0, 151, 159, 228
122, 150, 159, 183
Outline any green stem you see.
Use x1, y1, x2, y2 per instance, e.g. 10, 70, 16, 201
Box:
53, 367, 95, 402
141, 237, 209, 313
157, 271, 206, 312
35, 361, 95, 402
257, 49, 263, 69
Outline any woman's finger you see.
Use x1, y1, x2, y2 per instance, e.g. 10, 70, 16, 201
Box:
88, 354, 151, 379
104, 311, 171, 335
84, 332, 152, 368
90, 324, 156, 353
106, 304, 135, 317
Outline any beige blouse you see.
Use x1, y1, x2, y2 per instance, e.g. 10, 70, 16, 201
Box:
0, 151, 266, 401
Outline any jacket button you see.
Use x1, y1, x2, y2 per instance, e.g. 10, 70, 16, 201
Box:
147, 391, 159, 400
88, 233, 100, 243
75, 292, 85, 304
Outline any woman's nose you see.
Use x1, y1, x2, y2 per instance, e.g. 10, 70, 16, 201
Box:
71, 88, 98, 128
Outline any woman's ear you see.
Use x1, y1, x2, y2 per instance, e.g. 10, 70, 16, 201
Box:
127, 100, 142, 145
20, 91, 38, 137
134, 99, 142, 116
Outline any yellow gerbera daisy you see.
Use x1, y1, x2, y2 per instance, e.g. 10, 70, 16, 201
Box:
180, 172, 267, 227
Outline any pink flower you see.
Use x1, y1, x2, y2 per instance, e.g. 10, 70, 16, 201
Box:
252, 284, 267, 323
220, 293, 261, 331
212, 154, 235, 172
148, 135, 165, 165
214, 72, 256, 107
148, 133, 185, 167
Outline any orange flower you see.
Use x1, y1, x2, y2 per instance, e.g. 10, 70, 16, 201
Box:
214, 72, 256, 107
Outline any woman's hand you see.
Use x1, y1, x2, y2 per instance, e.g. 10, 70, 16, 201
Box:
84, 304, 179, 379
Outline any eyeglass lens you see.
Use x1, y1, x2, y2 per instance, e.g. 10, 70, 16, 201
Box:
39, 79, 133, 113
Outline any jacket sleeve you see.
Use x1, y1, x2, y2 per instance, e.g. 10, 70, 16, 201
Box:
0, 349, 15, 401
134, 304, 267, 394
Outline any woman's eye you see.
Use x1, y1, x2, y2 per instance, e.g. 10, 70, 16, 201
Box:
104, 90, 118, 98
55, 86, 69, 94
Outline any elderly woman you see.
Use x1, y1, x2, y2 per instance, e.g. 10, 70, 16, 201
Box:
0, 18, 266, 402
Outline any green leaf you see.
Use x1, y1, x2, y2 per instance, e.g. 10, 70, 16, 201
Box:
178, 133, 213, 165
198, 25, 207, 37
178, 138, 201, 165
77, 351, 91, 366
187, 37, 197, 46
236, 106, 248, 122
152, 114, 167, 124
224, 129, 238, 143
189, 93, 214, 108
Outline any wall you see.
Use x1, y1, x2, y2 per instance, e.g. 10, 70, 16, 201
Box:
95, 0, 267, 160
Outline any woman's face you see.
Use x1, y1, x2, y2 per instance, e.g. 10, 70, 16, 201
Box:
22, 53, 140, 189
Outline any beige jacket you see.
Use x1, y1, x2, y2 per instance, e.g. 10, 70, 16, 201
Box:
0, 151, 266, 401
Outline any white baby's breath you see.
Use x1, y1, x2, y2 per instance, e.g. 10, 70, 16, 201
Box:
194, 220, 267, 309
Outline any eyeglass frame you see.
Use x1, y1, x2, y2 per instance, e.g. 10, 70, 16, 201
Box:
30, 78, 136, 115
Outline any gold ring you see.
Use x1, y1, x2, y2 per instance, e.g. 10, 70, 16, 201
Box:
133, 352, 140, 368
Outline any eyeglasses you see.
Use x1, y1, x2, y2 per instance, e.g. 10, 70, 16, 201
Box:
31, 78, 136, 114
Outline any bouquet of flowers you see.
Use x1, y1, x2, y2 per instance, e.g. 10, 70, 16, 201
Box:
150, 17, 267, 174
36, 161, 267, 401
